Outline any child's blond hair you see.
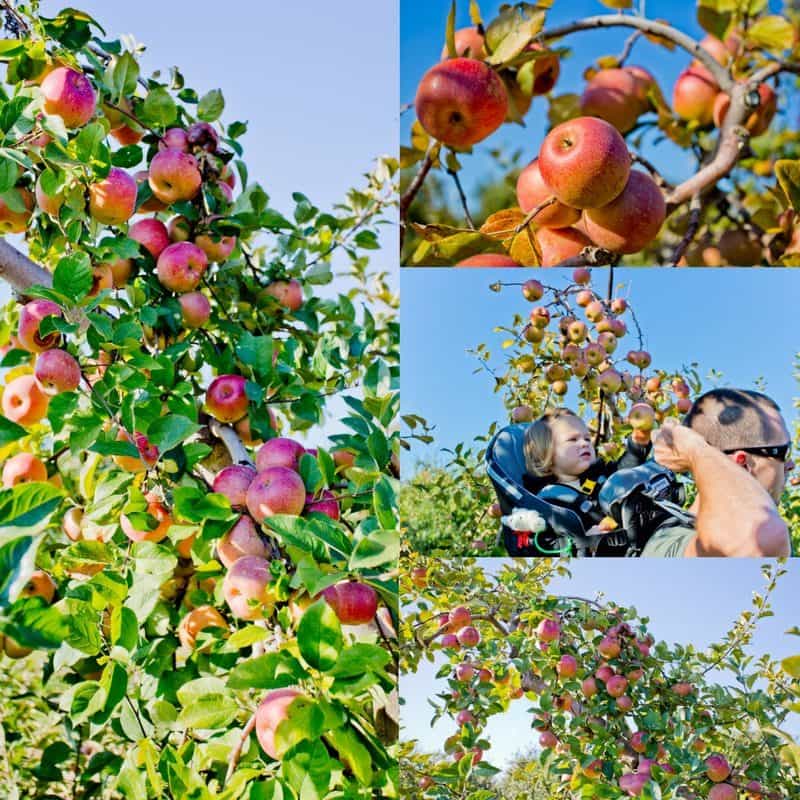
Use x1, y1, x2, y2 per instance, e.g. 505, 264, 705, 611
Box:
523, 408, 581, 477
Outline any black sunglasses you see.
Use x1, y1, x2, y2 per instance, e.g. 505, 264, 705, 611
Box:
722, 442, 792, 462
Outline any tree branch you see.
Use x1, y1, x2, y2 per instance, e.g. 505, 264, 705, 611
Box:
670, 195, 702, 266
0, 240, 53, 293
208, 419, 254, 467
224, 712, 257, 785
541, 14, 732, 91
400, 147, 436, 249
552, 247, 616, 268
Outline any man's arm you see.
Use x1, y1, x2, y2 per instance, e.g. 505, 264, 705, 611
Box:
652, 422, 790, 557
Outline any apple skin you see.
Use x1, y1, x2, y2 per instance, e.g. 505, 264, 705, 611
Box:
606, 675, 628, 697
18, 300, 62, 353
195, 231, 236, 263
88, 168, 137, 226
526, 43, 561, 96
539, 731, 558, 749
35, 175, 63, 217
222, 555, 276, 619
537, 226, 592, 266
206, 374, 249, 423
256, 437, 305, 472
246, 467, 306, 522
538, 117, 631, 209
320, 580, 379, 625
456, 254, 520, 266
516, 159, 581, 228
580, 68, 641, 133
21, 570, 56, 603
213, 465, 257, 509
672, 65, 719, 125
457, 625, 480, 646
148, 149, 202, 204
159, 128, 190, 152
34, 348, 81, 393
440, 26, 486, 60
415, 57, 508, 149
2, 452, 47, 487
88, 264, 113, 297
706, 755, 732, 782
625, 65, 657, 111
304, 489, 340, 520
0, 186, 34, 234
718, 230, 762, 266
112, 430, 159, 473
2, 375, 49, 426
708, 785, 737, 800
628, 403, 655, 431
557, 654, 577, 677
120, 499, 173, 543
106, 258, 133, 288
598, 635, 621, 658
619, 772, 648, 797
157, 242, 208, 293
179, 291, 212, 328
584, 170, 666, 254
178, 605, 227, 650
129, 218, 170, 259
255, 687, 303, 759
41, 67, 96, 128
168, 215, 192, 242
110, 124, 142, 145
216, 515, 266, 568
262, 279, 303, 311
62, 507, 84, 541
537, 618, 561, 642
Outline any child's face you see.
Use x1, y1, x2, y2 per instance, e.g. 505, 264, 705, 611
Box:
550, 417, 595, 480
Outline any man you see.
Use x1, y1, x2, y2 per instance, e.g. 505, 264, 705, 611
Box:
642, 388, 794, 557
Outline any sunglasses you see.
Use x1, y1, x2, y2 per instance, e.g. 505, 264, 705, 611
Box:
722, 442, 792, 462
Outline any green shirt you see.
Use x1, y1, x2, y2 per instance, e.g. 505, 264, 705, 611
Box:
641, 524, 696, 557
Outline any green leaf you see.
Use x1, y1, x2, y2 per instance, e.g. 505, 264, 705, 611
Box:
296, 599, 343, 672
281, 738, 331, 798
53, 252, 92, 301
105, 52, 140, 99
747, 15, 795, 52
782, 655, 800, 678
327, 643, 392, 678
0, 535, 38, 608
776, 160, 800, 212
325, 726, 373, 785
372, 476, 397, 529
177, 695, 239, 729
74, 122, 108, 164
0, 415, 28, 447
0, 483, 64, 535
227, 651, 306, 690
139, 87, 177, 127
197, 89, 225, 122
173, 487, 234, 523
0, 155, 18, 194
444, 1, 457, 59
349, 530, 399, 570
147, 415, 199, 454
273, 698, 326, 761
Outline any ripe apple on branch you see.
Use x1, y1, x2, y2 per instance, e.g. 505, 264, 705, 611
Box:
401, 1, 800, 266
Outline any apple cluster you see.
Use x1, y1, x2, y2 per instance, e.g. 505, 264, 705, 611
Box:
506, 270, 694, 453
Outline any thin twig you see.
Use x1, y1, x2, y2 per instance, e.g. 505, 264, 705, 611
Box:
671, 195, 702, 266
616, 30, 643, 65
225, 713, 257, 784
400, 148, 436, 249
447, 169, 474, 229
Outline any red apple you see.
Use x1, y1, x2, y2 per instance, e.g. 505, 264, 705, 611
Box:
216, 515, 265, 568
88, 168, 137, 226
213, 465, 257, 508
256, 437, 305, 472
673, 65, 719, 125
34, 348, 81, 393
148, 149, 202, 204
129, 218, 170, 259
2, 375, 49, 426
156, 242, 208, 293
255, 687, 303, 759
121, 498, 172, 543
516, 159, 580, 228
17, 299, 62, 353
223, 555, 276, 619
246, 466, 306, 522
304, 490, 340, 520
415, 57, 508, 149
179, 291, 212, 328
187, 121, 219, 153
320, 580, 378, 625
206, 374, 248, 423
178, 605, 227, 650
41, 67, 96, 128
456, 254, 520, 266
2, 452, 47, 487
159, 128, 190, 152
706, 754, 731, 782
262, 279, 303, 311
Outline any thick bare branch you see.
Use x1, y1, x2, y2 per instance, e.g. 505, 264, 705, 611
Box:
0, 240, 53, 293
541, 14, 733, 91
208, 419, 254, 467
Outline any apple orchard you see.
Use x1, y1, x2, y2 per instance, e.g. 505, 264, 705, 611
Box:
400, 269, 800, 555
0, 5, 399, 799
399, 558, 800, 800
400, 0, 800, 266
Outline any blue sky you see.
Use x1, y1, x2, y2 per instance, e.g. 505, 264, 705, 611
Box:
400, 0, 789, 208
401, 268, 799, 467
402, 558, 800, 770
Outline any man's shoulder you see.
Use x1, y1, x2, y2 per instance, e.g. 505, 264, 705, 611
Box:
641, 518, 696, 558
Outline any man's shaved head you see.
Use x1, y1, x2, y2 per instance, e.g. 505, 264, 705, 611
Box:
684, 388, 786, 449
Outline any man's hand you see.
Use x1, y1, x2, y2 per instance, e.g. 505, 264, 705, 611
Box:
652, 419, 709, 473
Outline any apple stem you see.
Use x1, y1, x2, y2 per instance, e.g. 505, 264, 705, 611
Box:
447, 168, 475, 229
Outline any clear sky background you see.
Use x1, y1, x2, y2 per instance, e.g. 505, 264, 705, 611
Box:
401, 268, 799, 468
402, 558, 800, 771
400, 0, 791, 209
5, 1, 400, 445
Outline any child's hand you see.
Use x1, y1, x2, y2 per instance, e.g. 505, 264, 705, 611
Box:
631, 428, 652, 446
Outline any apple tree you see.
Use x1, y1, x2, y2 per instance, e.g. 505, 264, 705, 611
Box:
400, 0, 800, 266
0, 4, 400, 799
400, 557, 800, 799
